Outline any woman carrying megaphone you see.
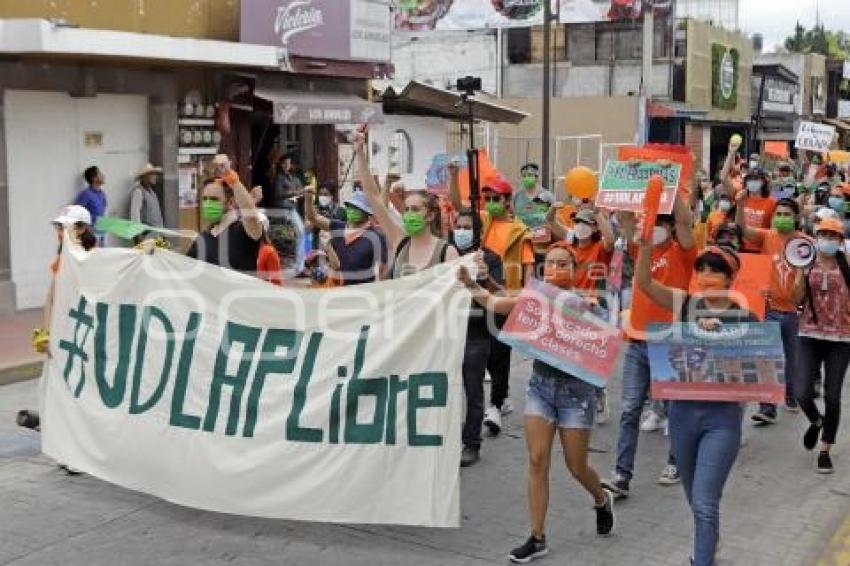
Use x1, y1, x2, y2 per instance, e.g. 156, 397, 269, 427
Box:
791, 217, 850, 474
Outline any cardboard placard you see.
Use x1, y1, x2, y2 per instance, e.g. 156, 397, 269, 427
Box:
595, 160, 681, 213
795, 121, 836, 153
648, 322, 785, 403
498, 279, 623, 387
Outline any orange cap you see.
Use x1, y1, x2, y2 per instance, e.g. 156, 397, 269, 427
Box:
816, 217, 845, 236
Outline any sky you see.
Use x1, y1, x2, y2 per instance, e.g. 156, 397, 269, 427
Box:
739, 0, 850, 52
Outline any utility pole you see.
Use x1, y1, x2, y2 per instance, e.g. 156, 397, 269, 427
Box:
542, 0, 552, 189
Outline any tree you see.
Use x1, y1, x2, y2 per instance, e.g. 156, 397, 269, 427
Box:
783, 23, 849, 58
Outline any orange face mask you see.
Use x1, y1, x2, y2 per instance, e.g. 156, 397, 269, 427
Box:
544, 268, 573, 289
695, 272, 728, 293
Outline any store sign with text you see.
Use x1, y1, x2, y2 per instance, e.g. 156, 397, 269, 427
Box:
241, 0, 391, 63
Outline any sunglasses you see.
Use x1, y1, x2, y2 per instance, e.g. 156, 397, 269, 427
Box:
483, 195, 503, 203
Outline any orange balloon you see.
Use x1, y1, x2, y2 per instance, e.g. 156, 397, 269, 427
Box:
565, 166, 597, 199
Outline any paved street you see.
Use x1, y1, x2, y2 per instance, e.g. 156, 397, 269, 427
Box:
1, 359, 847, 566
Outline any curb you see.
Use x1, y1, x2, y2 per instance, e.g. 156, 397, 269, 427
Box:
0, 361, 43, 387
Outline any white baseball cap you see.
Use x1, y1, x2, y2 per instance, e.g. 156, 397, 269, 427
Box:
52, 205, 92, 226
815, 207, 840, 222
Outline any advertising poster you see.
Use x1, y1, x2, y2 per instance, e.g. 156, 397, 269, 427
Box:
498, 279, 623, 387
647, 322, 785, 403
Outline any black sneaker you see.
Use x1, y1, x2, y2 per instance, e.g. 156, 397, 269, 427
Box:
751, 405, 777, 425
460, 446, 480, 468
785, 397, 800, 413
509, 535, 548, 564
595, 489, 615, 536
817, 451, 834, 474
600, 475, 630, 500
803, 421, 822, 451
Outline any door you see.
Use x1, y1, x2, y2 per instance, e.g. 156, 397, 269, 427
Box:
5, 90, 149, 309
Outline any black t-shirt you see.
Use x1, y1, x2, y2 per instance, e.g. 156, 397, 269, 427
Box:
467, 248, 504, 341
187, 220, 260, 275
679, 296, 758, 325
328, 219, 388, 285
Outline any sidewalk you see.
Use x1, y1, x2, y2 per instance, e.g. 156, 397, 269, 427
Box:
0, 310, 43, 383
0, 357, 847, 566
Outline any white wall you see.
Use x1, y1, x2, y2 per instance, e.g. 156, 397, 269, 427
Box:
369, 115, 448, 190
503, 62, 672, 98
5, 90, 148, 309
389, 31, 499, 94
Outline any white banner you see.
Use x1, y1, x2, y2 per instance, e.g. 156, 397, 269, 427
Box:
795, 120, 836, 153
839, 100, 850, 120
41, 243, 470, 526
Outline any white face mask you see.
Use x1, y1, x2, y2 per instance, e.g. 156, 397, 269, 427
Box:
718, 200, 732, 212
318, 195, 333, 208
746, 180, 763, 193
453, 228, 473, 250
652, 225, 670, 246
574, 223, 594, 241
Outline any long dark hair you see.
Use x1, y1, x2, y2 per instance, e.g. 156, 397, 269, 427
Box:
56, 222, 97, 255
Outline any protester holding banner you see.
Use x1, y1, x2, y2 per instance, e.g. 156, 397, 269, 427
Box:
186, 156, 263, 274
791, 217, 850, 474
603, 193, 695, 495
454, 208, 505, 467
352, 132, 458, 278
449, 164, 534, 432
734, 194, 803, 422
635, 238, 755, 566
457, 242, 616, 563
304, 174, 388, 285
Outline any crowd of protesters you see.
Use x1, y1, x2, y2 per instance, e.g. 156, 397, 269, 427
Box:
35, 128, 850, 566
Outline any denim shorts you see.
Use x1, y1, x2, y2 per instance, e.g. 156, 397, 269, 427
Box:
525, 371, 598, 429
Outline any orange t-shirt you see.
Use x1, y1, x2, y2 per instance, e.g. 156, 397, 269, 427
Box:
625, 241, 698, 340
741, 196, 777, 252
758, 229, 801, 313
483, 218, 534, 265
556, 205, 577, 229
570, 240, 613, 291
257, 244, 283, 286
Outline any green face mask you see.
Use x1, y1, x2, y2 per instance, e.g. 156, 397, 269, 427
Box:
521, 175, 537, 190
201, 199, 225, 223
772, 215, 795, 233
346, 206, 366, 225
402, 211, 428, 236
485, 200, 506, 217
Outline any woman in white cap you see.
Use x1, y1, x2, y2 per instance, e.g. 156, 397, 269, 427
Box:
20, 205, 97, 468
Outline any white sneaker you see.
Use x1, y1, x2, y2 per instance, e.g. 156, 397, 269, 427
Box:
483, 406, 502, 436
657, 464, 680, 485
640, 411, 667, 433
484, 371, 492, 384
500, 399, 514, 416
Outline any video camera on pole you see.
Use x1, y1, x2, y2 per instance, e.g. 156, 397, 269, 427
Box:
455, 76, 483, 249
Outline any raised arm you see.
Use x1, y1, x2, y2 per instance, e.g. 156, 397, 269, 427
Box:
546, 202, 570, 241
733, 188, 764, 244
304, 186, 331, 232
353, 132, 405, 250
635, 240, 686, 311
597, 209, 616, 252
720, 140, 738, 193
673, 192, 695, 250
217, 156, 262, 240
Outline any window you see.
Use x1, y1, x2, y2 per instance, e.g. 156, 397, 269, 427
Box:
388, 129, 413, 175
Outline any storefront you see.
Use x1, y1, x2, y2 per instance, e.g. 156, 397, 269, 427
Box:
0, 2, 393, 312
751, 63, 799, 160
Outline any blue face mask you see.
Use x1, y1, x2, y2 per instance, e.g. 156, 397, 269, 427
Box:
453, 228, 473, 250
817, 238, 841, 256
829, 196, 846, 213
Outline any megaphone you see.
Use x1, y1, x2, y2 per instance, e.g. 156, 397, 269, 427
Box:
785, 237, 816, 268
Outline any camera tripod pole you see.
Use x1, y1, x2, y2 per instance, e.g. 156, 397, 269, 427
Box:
464, 95, 482, 250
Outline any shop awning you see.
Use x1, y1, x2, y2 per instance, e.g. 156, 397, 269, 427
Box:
254, 88, 384, 125
377, 82, 528, 124
823, 117, 850, 131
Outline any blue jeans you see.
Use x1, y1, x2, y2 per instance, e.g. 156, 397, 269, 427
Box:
760, 310, 798, 411
615, 341, 674, 480
669, 401, 742, 566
